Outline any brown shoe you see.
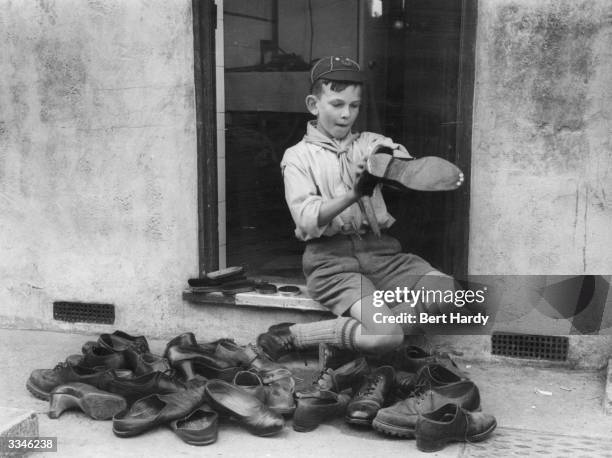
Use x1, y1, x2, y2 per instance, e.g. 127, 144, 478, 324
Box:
416, 403, 497, 452
372, 380, 480, 438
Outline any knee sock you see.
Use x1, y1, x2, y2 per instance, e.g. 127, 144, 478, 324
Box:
290, 317, 360, 351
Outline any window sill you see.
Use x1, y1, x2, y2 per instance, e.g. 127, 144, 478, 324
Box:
182, 287, 331, 314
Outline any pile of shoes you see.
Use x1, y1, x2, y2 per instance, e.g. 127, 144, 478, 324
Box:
291, 343, 497, 453
26, 330, 295, 445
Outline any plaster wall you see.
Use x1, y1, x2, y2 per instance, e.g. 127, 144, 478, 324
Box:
0, 0, 202, 337
471, 0, 612, 276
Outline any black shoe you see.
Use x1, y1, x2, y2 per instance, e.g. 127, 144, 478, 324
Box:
205, 379, 284, 437
97, 370, 187, 405
124, 348, 171, 376
256, 324, 298, 361
293, 390, 351, 432
98, 331, 149, 354
163, 333, 198, 358
112, 380, 207, 438
27, 363, 131, 401
80, 343, 129, 370
345, 366, 395, 426
170, 404, 219, 446
166, 345, 241, 382
216, 342, 292, 384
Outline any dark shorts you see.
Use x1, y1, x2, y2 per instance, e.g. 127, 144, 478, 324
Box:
302, 233, 437, 316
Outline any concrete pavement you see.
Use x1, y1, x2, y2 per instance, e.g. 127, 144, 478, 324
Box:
1, 329, 612, 457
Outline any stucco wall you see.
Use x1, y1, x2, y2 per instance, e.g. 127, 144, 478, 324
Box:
0, 0, 199, 336
471, 0, 612, 275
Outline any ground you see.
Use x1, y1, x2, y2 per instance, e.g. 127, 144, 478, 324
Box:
1, 329, 611, 457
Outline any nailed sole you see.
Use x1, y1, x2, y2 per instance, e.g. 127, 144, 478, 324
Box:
367, 155, 462, 192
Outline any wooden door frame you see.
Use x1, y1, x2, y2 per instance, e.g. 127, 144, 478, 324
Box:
193, 0, 218, 275
452, 0, 477, 279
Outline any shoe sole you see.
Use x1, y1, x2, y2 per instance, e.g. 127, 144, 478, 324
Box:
268, 405, 296, 416
416, 420, 497, 452
49, 391, 127, 420
26, 380, 51, 401
371, 417, 416, 438
292, 422, 318, 433
367, 155, 462, 192
344, 416, 374, 426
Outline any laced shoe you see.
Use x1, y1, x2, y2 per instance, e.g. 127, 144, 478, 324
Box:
256, 324, 298, 361
416, 403, 497, 452
27, 363, 131, 401
296, 357, 369, 398
398, 363, 467, 397
345, 366, 395, 425
372, 380, 480, 438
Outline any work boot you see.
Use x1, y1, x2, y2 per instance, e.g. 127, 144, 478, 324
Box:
345, 366, 395, 426
415, 403, 497, 452
296, 357, 369, 398
372, 380, 480, 438
367, 146, 463, 192
256, 324, 298, 361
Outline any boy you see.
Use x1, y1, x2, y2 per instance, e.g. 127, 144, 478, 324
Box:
258, 56, 463, 361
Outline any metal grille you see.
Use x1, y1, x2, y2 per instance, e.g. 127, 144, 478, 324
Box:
53, 301, 115, 324
461, 427, 612, 457
491, 332, 568, 361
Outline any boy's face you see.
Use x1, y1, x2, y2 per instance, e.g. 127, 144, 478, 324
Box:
306, 83, 362, 140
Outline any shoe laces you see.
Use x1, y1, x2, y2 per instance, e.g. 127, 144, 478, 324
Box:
358, 374, 383, 397
313, 367, 335, 391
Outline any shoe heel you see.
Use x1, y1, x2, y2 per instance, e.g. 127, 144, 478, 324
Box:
48, 393, 77, 419
175, 360, 197, 380
416, 435, 448, 453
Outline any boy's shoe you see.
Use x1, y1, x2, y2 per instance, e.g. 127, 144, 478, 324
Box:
415, 403, 497, 452
372, 380, 480, 438
367, 147, 463, 192
345, 366, 395, 426
256, 324, 298, 361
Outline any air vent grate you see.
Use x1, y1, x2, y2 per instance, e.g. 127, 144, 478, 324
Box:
53, 301, 115, 324
491, 332, 568, 361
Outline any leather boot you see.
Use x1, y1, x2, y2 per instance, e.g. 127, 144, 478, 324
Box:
345, 366, 395, 425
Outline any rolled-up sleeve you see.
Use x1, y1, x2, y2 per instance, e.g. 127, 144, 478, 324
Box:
281, 158, 329, 241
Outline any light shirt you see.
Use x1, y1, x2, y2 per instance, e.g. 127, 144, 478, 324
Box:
281, 121, 413, 241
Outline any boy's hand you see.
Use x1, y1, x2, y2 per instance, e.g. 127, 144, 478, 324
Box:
353, 161, 380, 197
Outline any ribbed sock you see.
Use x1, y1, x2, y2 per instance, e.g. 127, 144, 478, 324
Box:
290, 318, 359, 350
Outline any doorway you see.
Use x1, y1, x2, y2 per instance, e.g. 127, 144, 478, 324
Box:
199, 0, 475, 281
